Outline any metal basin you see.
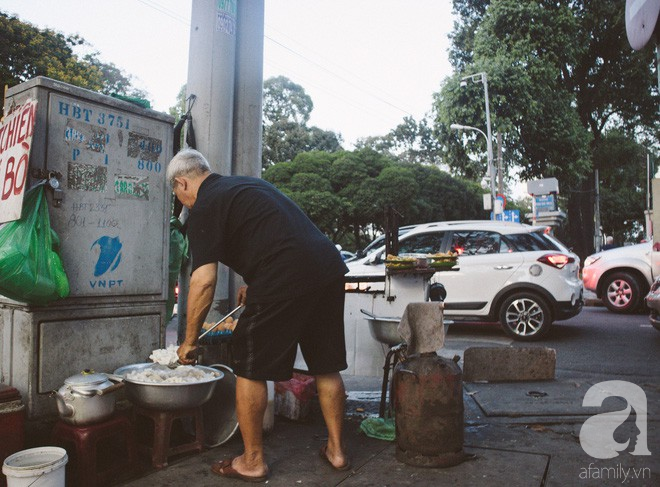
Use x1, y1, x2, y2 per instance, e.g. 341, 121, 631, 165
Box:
364, 317, 404, 346
113, 363, 224, 410
359, 309, 450, 347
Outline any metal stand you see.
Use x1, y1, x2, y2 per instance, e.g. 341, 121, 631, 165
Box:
379, 343, 407, 418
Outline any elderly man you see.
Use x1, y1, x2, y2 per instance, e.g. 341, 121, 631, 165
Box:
167, 149, 350, 482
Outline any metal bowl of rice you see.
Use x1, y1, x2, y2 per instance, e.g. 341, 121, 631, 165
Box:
112, 363, 224, 410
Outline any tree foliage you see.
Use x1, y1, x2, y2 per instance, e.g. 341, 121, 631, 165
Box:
356, 115, 443, 165
261, 76, 342, 168
594, 131, 649, 243
263, 149, 484, 249
0, 12, 146, 99
436, 0, 658, 257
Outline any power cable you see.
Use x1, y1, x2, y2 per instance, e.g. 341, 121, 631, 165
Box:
135, 0, 190, 25
134, 0, 416, 121
265, 23, 413, 112
264, 33, 414, 118
264, 58, 404, 126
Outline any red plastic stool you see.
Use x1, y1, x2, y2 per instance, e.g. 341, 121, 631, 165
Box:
133, 405, 204, 469
51, 413, 137, 487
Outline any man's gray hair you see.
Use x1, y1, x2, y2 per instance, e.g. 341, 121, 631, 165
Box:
166, 148, 211, 186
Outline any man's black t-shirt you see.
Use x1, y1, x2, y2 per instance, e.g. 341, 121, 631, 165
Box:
187, 174, 348, 303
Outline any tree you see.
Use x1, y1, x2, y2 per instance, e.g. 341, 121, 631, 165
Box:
594, 131, 650, 243
0, 12, 147, 99
261, 76, 342, 167
263, 75, 313, 126
84, 55, 148, 98
356, 115, 443, 165
169, 84, 188, 122
437, 0, 658, 258
263, 148, 484, 250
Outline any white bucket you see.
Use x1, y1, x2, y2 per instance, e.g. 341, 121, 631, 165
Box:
2, 447, 68, 487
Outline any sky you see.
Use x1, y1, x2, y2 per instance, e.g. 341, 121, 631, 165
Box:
1, 0, 456, 148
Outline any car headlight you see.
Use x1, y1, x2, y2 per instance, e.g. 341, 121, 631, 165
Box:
583, 256, 600, 267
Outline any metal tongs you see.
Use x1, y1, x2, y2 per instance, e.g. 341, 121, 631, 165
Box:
199, 304, 244, 339
168, 304, 244, 368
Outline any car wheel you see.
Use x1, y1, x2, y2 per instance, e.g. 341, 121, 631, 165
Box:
499, 293, 552, 341
601, 272, 642, 313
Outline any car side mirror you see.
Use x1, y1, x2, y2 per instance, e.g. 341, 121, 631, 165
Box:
356, 250, 365, 258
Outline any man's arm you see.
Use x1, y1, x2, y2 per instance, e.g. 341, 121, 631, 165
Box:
177, 262, 218, 364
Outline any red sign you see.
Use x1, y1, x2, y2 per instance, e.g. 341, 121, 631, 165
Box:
0, 98, 37, 224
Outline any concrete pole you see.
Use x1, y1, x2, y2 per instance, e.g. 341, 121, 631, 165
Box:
497, 132, 503, 194
187, 0, 237, 176
182, 0, 238, 323
481, 74, 497, 219
594, 169, 602, 251
232, 0, 264, 178
645, 152, 653, 242
229, 0, 265, 301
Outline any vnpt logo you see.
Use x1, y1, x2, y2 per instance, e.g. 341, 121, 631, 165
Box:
91, 236, 122, 277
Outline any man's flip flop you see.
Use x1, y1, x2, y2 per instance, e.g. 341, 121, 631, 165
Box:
211, 458, 269, 483
319, 444, 352, 471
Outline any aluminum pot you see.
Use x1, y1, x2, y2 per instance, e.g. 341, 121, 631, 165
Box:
52, 370, 124, 425
112, 363, 223, 410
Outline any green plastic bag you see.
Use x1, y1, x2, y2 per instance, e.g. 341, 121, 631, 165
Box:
166, 217, 188, 321
0, 184, 69, 305
359, 416, 396, 441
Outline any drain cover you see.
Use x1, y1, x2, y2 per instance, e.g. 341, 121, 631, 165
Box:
526, 390, 548, 398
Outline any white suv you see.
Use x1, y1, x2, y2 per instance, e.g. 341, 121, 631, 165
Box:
582, 242, 653, 313
347, 220, 583, 340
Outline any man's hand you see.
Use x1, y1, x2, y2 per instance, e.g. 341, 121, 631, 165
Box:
181, 262, 217, 365
177, 342, 199, 365
237, 285, 248, 306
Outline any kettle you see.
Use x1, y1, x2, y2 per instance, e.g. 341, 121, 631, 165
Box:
52, 369, 124, 425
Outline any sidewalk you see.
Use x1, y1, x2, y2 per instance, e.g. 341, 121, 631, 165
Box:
112, 297, 660, 487
113, 371, 657, 487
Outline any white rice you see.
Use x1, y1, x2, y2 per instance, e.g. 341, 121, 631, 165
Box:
126, 364, 216, 383
149, 344, 179, 366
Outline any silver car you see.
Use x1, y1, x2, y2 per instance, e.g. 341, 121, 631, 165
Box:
644, 276, 660, 331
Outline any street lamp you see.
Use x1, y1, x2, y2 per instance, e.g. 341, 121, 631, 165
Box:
450, 122, 498, 217
454, 72, 498, 218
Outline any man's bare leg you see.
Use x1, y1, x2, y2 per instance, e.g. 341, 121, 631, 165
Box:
316, 372, 350, 468
230, 377, 270, 477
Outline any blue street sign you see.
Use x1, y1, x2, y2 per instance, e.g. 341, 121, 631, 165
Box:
493, 209, 520, 222
535, 194, 557, 215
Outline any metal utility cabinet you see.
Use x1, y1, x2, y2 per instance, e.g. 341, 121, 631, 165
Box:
0, 77, 174, 418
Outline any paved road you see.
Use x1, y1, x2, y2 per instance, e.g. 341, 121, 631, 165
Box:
445, 306, 659, 383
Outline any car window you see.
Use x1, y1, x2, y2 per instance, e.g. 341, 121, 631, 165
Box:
399, 232, 446, 255
504, 231, 560, 252
360, 226, 416, 256
450, 230, 501, 255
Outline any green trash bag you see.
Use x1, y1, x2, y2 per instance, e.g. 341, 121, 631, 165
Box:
166, 217, 188, 321
359, 416, 396, 441
0, 184, 69, 305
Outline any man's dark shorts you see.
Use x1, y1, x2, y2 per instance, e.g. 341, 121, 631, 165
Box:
231, 278, 347, 381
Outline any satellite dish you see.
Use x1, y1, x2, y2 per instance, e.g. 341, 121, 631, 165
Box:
626, 0, 660, 50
